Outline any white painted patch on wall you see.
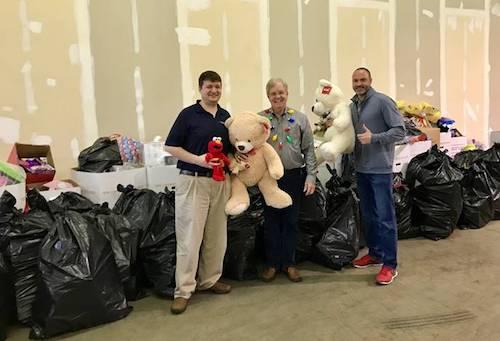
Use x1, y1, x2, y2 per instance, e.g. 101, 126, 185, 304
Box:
304, 0, 310, 5
416, 58, 421, 95
492, 3, 500, 16
19, 0, 31, 51
2, 107, 13, 112
176, 0, 194, 106
424, 91, 434, 97
224, 71, 231, 96
134, 67, 146, 141
70, 138, 80, 160
416, 0, 420, 50
68, 44, 80, 65
0, 117, 21, 144
31, 133, 52, 145
448, 16, 457, 30
422, 9, 434, 18
74, 0, 99, 146
222, 13, 229, 61
425, 79, 433, 88
299, 65, 304, 97
464, 100, 477, 121
46, 78, 57, 87
362, 16, 367, 49
186, 0, 211, 11
21, 61, 38, 113
297, 0, 304, 58
29, 21, 42, 33
175, 27, 211, 46
130, 0, 141, 54
399, 83, 405, 88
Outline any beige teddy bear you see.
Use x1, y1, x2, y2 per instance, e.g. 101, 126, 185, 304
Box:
225, 112, 292, 216
312, 79, 355, 164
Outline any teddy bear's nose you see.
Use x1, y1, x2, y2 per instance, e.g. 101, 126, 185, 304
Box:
238, 145, 245, 151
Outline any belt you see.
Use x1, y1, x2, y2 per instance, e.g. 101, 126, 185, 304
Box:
179, 169, 212, 177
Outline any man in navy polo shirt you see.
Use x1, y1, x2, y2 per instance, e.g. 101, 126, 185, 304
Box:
165, 70, 232, 314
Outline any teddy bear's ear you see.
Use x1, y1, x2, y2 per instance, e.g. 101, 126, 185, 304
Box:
257, 116, 271, 133
224, 117, 234, 128
319, 79, 332, 87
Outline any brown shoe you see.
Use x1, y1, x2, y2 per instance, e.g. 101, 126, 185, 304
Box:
170, 297, 189, 315
209, 281, 232, 294
285, 267, 303, 282
261, 267, 277, 282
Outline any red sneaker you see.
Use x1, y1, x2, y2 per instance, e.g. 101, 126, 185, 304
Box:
376, 266, 398, 285
352, 255, 382, 268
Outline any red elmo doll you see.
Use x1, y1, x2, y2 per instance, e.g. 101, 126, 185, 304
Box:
206, 137, 230, 181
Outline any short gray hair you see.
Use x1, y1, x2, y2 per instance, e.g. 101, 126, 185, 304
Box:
266, 78, 288, 95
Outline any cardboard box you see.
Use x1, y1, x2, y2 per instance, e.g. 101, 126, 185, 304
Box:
8, 143, 55, 184
420, 127, 441, 146
146, 165, 178, 192
393, 144, 411, 174
72, 167, 147, 208
409, 140, 432, 158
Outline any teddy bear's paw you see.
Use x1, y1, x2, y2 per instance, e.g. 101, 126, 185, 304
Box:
268, 168, 284, 180
225, 201, 249, 216
319, 144, 338, 162
265, 191, 292, 209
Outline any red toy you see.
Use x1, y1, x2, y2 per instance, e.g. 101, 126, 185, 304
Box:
206, 137, 230, 181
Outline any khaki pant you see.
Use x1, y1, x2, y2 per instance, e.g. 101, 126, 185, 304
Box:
174, 174, 230, 299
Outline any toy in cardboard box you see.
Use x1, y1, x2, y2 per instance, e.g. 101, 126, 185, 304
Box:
8, 143, 55, 185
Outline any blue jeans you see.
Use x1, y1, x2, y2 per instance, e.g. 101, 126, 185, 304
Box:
263, 168, 304, 270
356, 172, 398, 269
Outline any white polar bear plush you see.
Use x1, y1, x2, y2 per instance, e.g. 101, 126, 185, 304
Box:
312, 79, 355, 164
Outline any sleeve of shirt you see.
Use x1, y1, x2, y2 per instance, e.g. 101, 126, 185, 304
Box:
371, 98, 406, 145
165, 111, 188, 147
300, 114, 317, 183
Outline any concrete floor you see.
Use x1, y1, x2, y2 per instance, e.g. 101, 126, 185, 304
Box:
8, 220, 500, 341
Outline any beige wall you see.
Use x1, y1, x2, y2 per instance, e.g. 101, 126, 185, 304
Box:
1, 0, 499, 180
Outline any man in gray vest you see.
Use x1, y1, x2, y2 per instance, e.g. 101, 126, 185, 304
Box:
350, 67, 405, 285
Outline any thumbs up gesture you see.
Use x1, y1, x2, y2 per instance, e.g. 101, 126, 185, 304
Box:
357, 124, 372, 144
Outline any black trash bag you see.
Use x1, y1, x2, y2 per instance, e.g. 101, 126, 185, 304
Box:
458, 163, 494, 229
1, 252, 16, 341
313, 166, 359, 270
78, 137, 122, 173
86, 204, 140, 301
113, 185, 161, 295
113, 185, 160, 234
482, 143, 500, 220
393, 173, 417, 239
26, 189, 52, 215
407, 146, 464, 240
454, 150, 485, 170
29, 212, 131, 339
7, 206, 52, 325
224, 187, 264, 280
138, 190, 176, 297
296, 179, 327, 263
48, 192, 95, 214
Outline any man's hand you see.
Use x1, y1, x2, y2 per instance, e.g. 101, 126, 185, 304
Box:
234, 151, 248, 163
304, 181, 316, 196
357, 124, 372, 144
197, 154, 222, 168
